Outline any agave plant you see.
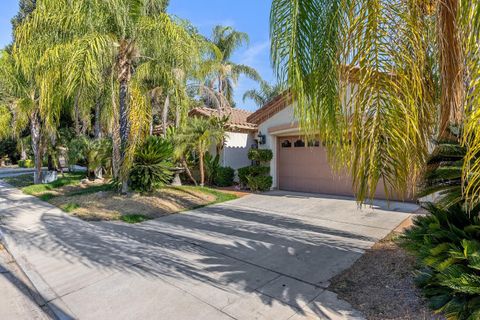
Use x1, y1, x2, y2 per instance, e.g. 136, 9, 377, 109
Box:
129, 136, 174, 192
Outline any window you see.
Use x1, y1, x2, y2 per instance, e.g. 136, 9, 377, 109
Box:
308, 140, 320, 147
281, 140, 292, 148
294, 139, 305, 147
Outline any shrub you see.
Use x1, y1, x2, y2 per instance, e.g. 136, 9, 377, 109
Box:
248, 148, 273, 162
18, 159, 34, 168
238, 165, 270, 186
67, 137, 112, 178
418, 131, 465, 208
246, 175, 272, 192
400, 203, 480, 319
204, 152, 220, 185
0, 138, 19, 164
214, 166, 234, 187
238, 166, 251, 186
130, 136, 174, 192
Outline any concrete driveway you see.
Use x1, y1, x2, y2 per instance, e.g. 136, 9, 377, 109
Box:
0, 183, 418, 320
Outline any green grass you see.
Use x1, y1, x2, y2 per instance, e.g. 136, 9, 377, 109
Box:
38, 193, 56, 201
2, 174, 35, 188
172, 186, 238, 209
61, 202, 80, 213
3, 172, 111, 199
4, 172, 85, 196
120, 214, 152, 224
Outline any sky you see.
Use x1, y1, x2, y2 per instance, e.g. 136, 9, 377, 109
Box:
0, 0, 275, 111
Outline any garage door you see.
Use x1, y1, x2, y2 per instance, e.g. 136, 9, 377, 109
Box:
277, 136, 397, 200
278, 136, 354, 196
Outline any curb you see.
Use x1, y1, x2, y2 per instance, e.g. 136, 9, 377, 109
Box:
0, 221, 76, 319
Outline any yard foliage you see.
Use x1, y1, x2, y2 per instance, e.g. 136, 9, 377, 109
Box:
129, 136, 174, 192
401, 204, 480, 319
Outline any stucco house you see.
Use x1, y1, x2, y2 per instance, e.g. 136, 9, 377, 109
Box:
184, 81, 397, 198
188, 107, 257, 170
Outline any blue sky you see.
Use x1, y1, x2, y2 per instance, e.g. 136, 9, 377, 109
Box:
0, 0, 274, 111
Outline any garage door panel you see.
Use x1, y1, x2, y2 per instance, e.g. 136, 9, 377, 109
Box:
277, 136, 400, 199
278, 136, 353, 196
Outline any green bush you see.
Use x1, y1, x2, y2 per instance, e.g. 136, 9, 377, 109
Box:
400, 203, 480, 319
246, 175, 272, 192
248, 148, 273, 162
0, 138, 20, 164
67, 136, 112, 178
204, 152, 220, 185
238, 166, 251, 186
130, 136, 174, 192
238, 166, 270, 186
214, 166, 234, 187
18, 159, 34, 168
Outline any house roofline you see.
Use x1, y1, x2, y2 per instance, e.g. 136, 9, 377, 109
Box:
247, 65, 397, 125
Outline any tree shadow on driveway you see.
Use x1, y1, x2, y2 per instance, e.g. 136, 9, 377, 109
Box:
0, 189, 406, 318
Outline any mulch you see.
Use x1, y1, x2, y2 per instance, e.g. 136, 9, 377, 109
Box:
329, 221, 443, 320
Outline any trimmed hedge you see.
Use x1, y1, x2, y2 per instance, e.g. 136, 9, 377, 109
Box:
248, 149, 273, 162
214, 166, 235, 187
238, 165, 270, 186
246, 175, 272, 192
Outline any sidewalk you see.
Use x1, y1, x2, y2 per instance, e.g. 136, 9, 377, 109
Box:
0, 243, 51, 319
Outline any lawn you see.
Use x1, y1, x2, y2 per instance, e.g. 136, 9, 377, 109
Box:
3, 174, 238, 223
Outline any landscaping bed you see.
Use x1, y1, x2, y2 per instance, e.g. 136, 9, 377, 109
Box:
329, 231, 441, 320
3, 173, 237, 223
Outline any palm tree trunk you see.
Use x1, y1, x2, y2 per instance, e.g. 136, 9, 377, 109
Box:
438, 0, 464, 140
119, 77, 130, 193
112, 94, 121, 179
94, 98, 102, 139
117, 40, 133, 194
181, 157, 197, 185
175, 103, 181, 128
20, 139, 27, 161
162, 94, 170, 137
199, 151, 205, 187
30, 110, 43, 184
74, 91, 81, 135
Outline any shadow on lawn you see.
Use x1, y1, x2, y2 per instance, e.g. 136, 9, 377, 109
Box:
0, 184, 404, 318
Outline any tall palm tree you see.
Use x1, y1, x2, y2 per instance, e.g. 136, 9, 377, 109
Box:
13, 0, 199, 191
201, 25, 261, 108
175, 117, 226, 186
242, 80, 285, 108
270, 0, 480, 204
0, 27, 60, 184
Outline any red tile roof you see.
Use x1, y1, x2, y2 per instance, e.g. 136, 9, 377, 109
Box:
189, 107, 257, 131
246, 90, 292, 125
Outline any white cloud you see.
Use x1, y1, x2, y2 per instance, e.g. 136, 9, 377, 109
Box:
239, 41, 270, 66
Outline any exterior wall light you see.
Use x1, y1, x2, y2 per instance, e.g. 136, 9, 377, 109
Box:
257, 132, 266, 145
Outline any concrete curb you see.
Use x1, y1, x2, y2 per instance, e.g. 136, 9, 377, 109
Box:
0, 232, 75, 320
0, 184, 76, 320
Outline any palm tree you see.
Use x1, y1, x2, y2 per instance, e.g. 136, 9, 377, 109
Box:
201, 25, 261, 108
13, 0, 199, 191
242, 80, 285, 108
270, 0, 480, 204
175, 117, 226, 186
0, 43, 55, 184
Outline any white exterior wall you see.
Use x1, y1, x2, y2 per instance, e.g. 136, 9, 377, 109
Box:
220, 131, 255, 170
257, 105, 297, 189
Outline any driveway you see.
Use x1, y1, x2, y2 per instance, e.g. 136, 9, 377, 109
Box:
0, 183, 418, 320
